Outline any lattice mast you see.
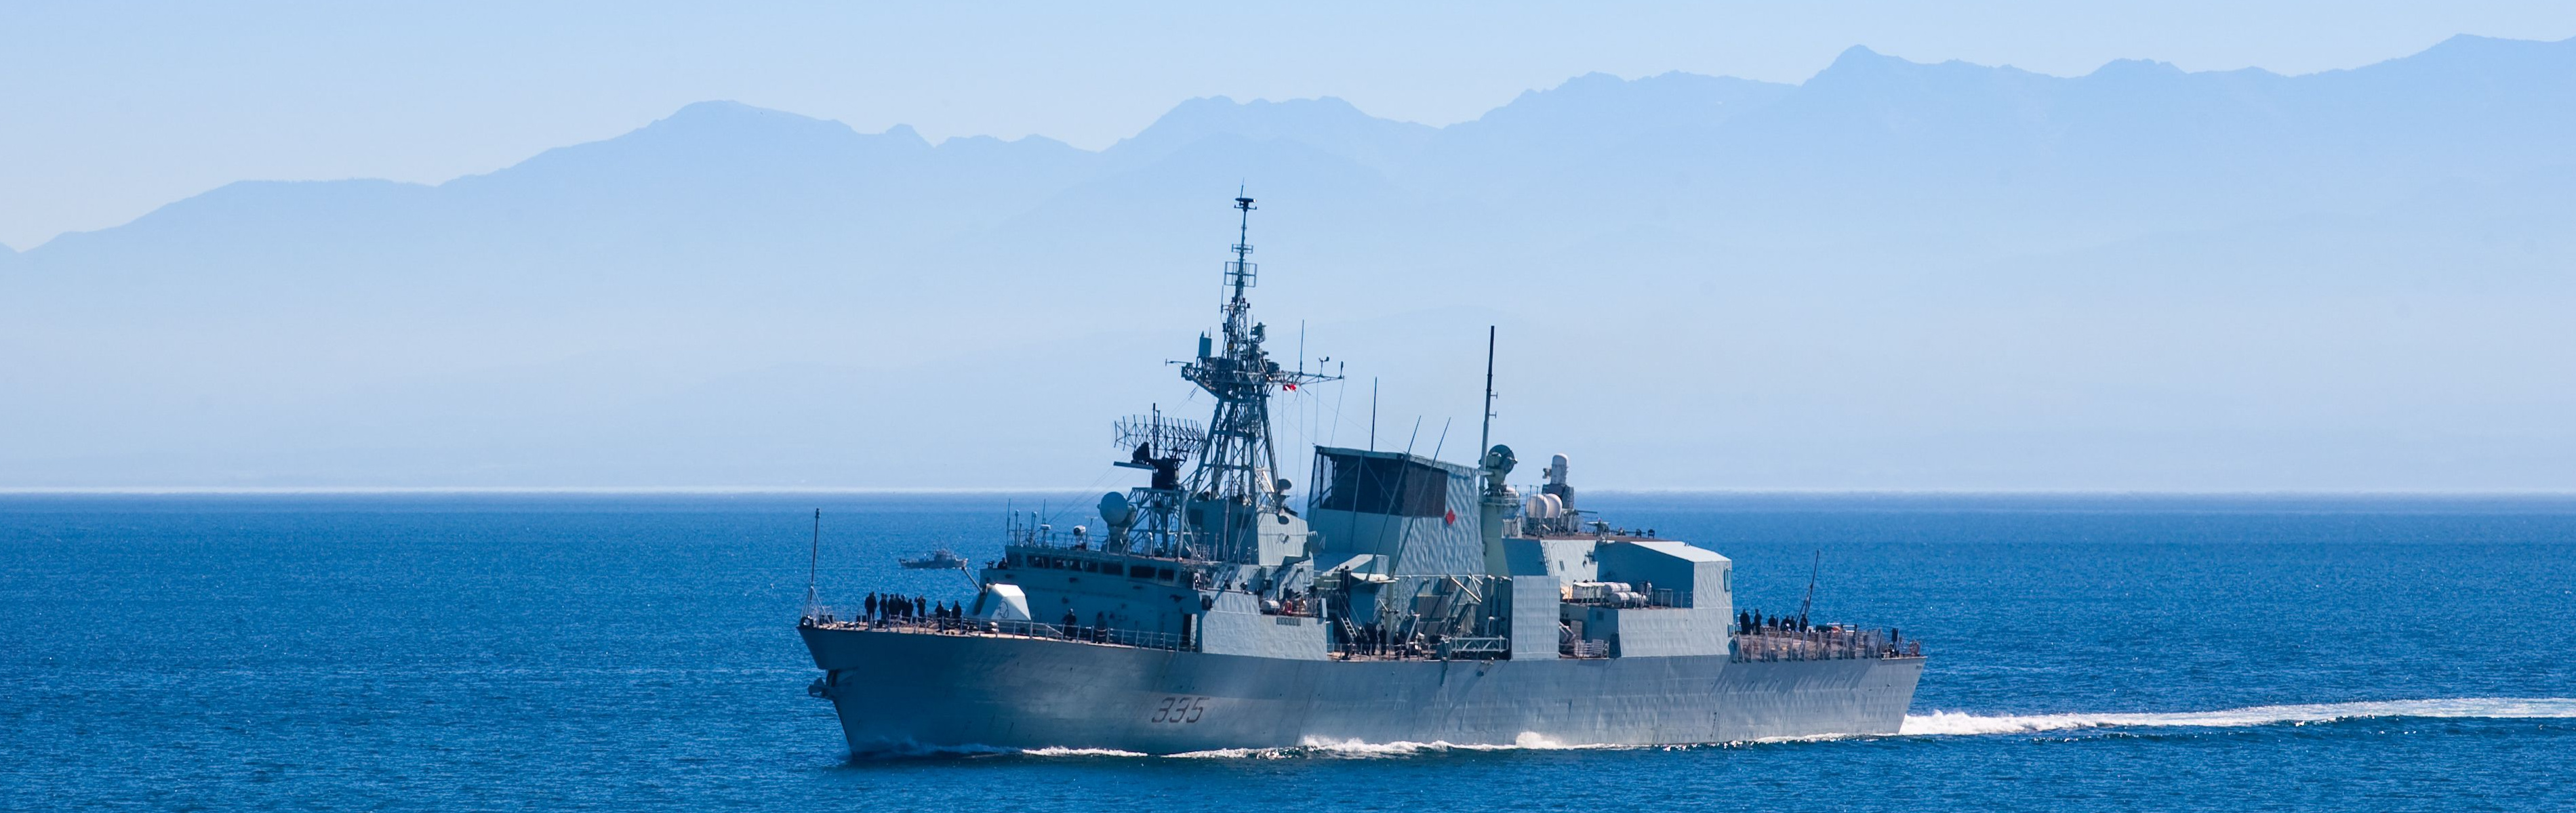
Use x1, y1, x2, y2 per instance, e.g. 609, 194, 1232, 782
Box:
1180, 193, 1337, 562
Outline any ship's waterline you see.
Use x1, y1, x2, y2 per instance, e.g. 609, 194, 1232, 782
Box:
803, 627, 1922, 754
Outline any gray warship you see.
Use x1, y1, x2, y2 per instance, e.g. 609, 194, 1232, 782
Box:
798, 196, 1923, 754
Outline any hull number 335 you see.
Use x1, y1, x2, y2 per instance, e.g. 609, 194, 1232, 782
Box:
1151, 696, 1207, 724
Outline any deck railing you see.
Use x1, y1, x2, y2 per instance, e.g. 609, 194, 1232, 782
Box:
802, 612, 1920, 662
1731, 627, 1922, 662
1563, 589, 1693, 609
800, 612, 1193, 652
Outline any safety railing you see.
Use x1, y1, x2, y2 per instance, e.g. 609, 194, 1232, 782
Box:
1436, 636, 1510, 659
1563, 589, 1693, 610
1730, 627, 1921, 663
800, 612, 1192, 652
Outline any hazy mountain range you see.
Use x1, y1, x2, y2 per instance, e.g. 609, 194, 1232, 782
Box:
4, 35, 2572, 489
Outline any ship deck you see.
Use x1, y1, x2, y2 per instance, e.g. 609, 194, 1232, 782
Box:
801, 614, 1923, 663
802, 615, 1193, 651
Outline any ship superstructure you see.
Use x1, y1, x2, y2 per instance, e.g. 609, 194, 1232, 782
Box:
797, 196, 1923, 753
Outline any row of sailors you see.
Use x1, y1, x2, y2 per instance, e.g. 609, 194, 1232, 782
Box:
1737, 608, 1901, 646
864, 591, 964, 622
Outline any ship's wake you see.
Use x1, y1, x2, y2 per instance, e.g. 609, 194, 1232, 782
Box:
1167, 731, 1615, 759
859, 698, 2576, 760
1899, 696, 2576, 736
1043, 731, 1849, 759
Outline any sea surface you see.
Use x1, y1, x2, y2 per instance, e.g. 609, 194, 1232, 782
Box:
4, 493, 2573, 811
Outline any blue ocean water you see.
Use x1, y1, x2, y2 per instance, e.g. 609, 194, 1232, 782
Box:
4, 493, 2573, 811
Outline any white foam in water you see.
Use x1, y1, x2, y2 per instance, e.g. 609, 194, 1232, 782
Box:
1165, 747, 1275, 759
1899, 697, 2576, 736
1175, 737, 1504, 759
1021, 746, 1152, 757
967, 699, 2576, 759
1308, 731, 1636, 755
1167, 732, 1613, 759
1512, 730, 1568, 749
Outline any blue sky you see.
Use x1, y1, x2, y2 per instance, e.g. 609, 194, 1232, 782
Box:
5, 1, 2574, 249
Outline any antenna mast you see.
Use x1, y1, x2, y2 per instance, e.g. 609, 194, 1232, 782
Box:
1173, 190, 1339, 562
1478, 326, 1496, 458
1798, 549, 1822, 625
806, 509, 822, 612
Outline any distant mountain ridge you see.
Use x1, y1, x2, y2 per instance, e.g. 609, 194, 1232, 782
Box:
22, 35, 2574, 267
3, 35, 2573, 489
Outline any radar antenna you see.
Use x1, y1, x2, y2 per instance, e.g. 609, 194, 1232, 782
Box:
1174, 190, 1340, 562
1114, 406, 1204, 491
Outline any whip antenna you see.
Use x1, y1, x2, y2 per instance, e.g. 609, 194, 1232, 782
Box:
806, 509, 822, 613
1478, 326, 1496, 461
1798, 549, 1822, 625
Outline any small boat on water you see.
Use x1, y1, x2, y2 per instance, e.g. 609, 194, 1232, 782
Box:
900, 549, 968, 570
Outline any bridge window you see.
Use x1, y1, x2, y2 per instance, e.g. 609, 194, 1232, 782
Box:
1315, 453, 1449, 518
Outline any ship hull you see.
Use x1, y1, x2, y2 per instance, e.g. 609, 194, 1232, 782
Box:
801, 627, 1921, 754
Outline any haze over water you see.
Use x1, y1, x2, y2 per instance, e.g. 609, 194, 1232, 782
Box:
9, 28, 2576, 493
9, 6, 2576, 810
5, 493, 2570, 810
